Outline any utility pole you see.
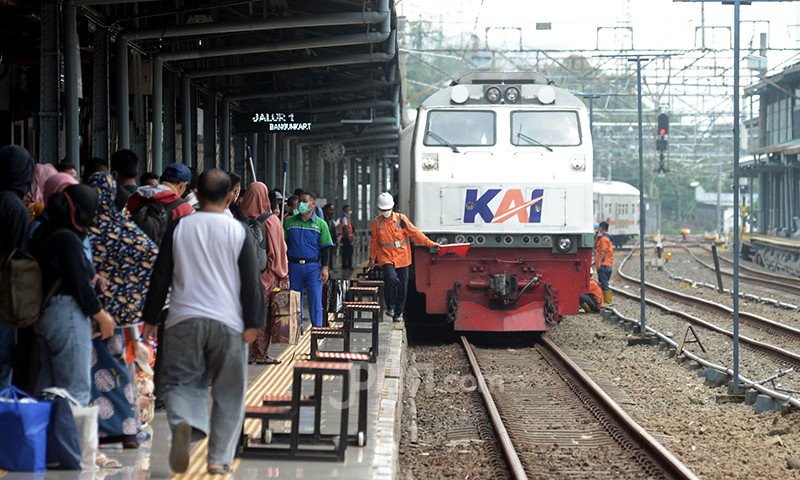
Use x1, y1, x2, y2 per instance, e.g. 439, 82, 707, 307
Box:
672, 0, 794, 394
600, 52, 669, 335
717, 162, 723, 235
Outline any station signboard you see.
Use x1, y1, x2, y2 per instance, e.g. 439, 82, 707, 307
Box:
233, 111, 312, 134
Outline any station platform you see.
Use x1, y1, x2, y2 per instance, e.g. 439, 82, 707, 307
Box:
3, 307, 407, 480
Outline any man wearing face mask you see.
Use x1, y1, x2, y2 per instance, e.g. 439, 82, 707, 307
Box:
368, 192, 439, 322
283, 192, 334, 328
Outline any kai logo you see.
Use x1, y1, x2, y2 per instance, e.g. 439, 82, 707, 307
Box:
464, 188, 544, 224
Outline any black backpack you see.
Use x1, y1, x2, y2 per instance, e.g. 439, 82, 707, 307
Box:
246, 212, 273, 272
132, 198, 185, 244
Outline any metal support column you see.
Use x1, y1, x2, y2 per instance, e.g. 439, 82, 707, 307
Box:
315, 146, 324, 198
233, 135, 245, 176
203, 92, 216, 171
64, 0, 80, 168
116, 36, 130, 150
269, 133, 278, 189
295, 142, 305, 191
248, 133, 258, 182
731, 0, 742, 395
220, 99, 231, 171
132, 53, 146, 170
181, 76, 192, 165
370, 157, 379, 217
632, 56, 647, 334
285, 138, 294, 190
163, 71, 176, 167
39, 1, 59, 164
91, 27, 109, 160
257, 133, 267, 182
152, 58, 163, 174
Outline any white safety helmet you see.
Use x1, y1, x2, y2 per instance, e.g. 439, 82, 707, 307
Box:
377, 192, 394, 210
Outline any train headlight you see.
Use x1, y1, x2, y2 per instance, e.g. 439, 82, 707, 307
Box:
485, 86, 502, 103
451, 85, 470, 104
421, 153, 439, 171
537, 85, 556, 105
504, 86, 520, 103
557, 237, 572, 252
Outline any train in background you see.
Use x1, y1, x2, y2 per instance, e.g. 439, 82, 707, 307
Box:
398, 72, 594, 333
593, 180, 661, 247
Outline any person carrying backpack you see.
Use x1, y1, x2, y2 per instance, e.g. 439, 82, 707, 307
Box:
240, 182, 288, 365
0, 145, 34, 389
126, 163, 194, 244
30, 185, 115, 406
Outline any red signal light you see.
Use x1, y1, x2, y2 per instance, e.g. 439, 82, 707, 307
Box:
659, 128, 666, 135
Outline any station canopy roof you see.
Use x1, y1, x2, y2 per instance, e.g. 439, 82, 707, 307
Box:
0, 0, 401, 152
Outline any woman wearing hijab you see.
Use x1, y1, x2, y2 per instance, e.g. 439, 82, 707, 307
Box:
25, 172, 78, 249
24, 163, 58, 220
43, 172, 78, 201
31, 184, 115, 406
86, 172, 159, 448
240, 182, 289, 365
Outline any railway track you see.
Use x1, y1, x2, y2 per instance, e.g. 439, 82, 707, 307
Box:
682, 245, 800, 296
615, 250, 800, 369
460, 336, 697, 480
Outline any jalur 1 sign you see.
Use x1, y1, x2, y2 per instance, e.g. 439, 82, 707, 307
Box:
233, 111, 312, 134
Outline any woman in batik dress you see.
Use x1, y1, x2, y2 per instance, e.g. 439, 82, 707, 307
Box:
86, 172, 158, 447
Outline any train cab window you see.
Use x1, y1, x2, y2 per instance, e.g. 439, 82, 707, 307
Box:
511, 111, 581, 147
423, 110, 495, 147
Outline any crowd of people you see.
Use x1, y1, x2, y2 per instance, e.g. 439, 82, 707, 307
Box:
0, 144, 376, 474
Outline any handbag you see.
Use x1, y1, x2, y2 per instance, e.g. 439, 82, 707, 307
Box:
270, 288, 300, 345
41, 393, 82, 470
41, 387, 98, 470
0, 386, 52, 472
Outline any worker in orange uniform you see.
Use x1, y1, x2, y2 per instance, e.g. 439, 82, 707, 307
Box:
680, 227, 690, 241
367, 192, 439, 322
594, 221, 614, 305
579, 276, 604, 313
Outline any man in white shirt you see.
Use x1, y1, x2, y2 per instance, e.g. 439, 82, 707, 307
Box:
142, 168, 264, 475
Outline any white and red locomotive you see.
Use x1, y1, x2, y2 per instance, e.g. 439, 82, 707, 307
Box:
398, 72, 594, 332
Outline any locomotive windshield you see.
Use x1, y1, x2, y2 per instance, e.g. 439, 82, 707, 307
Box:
423, 110, 495, 147
511, 111, 581, 147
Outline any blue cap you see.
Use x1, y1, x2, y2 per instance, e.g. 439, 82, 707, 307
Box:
162, 163, 191, 183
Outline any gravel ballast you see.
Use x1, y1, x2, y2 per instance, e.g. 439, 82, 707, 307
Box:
548, 314, 800, 479
399, 342, 508, 479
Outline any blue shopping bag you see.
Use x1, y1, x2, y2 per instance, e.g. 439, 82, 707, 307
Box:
0, 386, 52, 472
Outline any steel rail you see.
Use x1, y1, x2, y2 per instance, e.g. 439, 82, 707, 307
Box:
459, 336, 527, 480
539, 337, 699, 480
618, 251, 800, 341
699, 245, 800, 285
682, 246, 800, 293
604, 307, 800, 410
615, 252, 800, 368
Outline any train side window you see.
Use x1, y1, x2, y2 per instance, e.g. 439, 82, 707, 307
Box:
423, 110, 496, 147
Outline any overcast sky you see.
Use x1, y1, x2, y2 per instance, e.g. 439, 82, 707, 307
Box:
397, 0, 800, 60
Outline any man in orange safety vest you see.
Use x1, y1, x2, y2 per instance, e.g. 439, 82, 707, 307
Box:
367, 192, 439, 322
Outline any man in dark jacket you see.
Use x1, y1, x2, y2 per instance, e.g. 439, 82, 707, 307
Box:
0, 145, 34, 388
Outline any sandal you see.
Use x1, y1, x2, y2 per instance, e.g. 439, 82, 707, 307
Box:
96, 452, 123, 469
207, 464, 232, 474
253, 357, 281, 365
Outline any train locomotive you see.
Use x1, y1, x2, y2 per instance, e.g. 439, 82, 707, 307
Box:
398, 72, 594, 332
